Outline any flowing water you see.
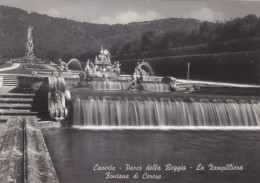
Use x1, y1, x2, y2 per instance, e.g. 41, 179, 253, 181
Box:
91, 81, 170, 92
42, 89, 260, 183
72, 91, 260, 126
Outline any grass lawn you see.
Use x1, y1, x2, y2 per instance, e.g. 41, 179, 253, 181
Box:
0, 68, 32, 74
0, 63, 13, 69
0, 63, 56, 75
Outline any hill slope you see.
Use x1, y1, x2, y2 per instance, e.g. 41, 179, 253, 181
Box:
0, 5, 201, 60
1, 5, 260, 84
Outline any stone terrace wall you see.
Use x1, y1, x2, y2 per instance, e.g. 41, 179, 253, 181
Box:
0, 117, 59, 183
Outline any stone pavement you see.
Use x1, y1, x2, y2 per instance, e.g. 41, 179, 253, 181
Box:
0, 86, 17, 94
0, 117, 59, 183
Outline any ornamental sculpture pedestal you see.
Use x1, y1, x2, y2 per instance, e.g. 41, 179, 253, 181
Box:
48, 76, 68, 122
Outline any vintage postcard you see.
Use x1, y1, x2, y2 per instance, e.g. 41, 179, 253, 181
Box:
0, 0, 260, 183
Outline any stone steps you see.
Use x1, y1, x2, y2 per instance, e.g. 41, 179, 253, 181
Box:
0, 97, 34, 103
0, 93, 46, 120
2, 76, 18, 86
0, 93, 35, 98
0, 103, 32, 110
0, 104, 46, 111
0, 109, 38, 116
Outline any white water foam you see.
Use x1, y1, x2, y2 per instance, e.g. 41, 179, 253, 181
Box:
71, 125, 260, 131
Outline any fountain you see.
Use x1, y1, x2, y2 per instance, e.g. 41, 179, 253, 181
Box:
6, 22, 260, 183
71, 92, 260, 126
61, 48, 260, 127
25, 26, 35, 65
67, 58, 83, 71
39, 47, 260, 181
73, 49, 172, 92
14, 47, 260, 127
13, 47, 259, 183
137, 61, 155, 76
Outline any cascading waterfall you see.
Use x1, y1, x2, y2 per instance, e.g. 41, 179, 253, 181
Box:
91, 81, 129, 90
72, 95, 260, 126
90, 81, 170, 92
142, 83, 170, 92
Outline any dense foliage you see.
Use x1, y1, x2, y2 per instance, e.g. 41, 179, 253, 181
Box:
0, 5, 259, 63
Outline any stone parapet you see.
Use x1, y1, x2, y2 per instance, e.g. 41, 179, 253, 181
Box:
0, 117, 59, 183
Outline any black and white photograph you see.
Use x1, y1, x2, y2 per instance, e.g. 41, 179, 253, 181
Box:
0, 0, 260, 182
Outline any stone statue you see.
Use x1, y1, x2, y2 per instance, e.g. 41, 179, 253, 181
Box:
79, 71, 93, 88
169, 78, 178, 92
25, 26, 35, 65
84, 60, 93, 74
48, 76, 68, 122
128, 66, 144, 91
95, 56, 99, 63
161, 76, 196, 92
115, 61, 121, 75
57, 59, 68, 77
134, 62, 141, 76
99, 47, 104, 63
98, 47, 111, 64
135, 61, 148, 76
128, 75, 137, 90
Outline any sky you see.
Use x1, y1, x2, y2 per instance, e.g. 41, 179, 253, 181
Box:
0, 0, 260, 24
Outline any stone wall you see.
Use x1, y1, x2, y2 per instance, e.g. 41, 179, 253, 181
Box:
0, 117, 59, 183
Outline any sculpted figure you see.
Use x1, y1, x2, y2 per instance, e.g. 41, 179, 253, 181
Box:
57, 59, 68, 77
128, 69, 144, 91
115, 61, 121, 75
169, 78, 178, 92
99, 47, 105, 63
134, 62, 140, 76
84, 60, 93, 74
128, 75, 138, 90
95, 56, 99, 63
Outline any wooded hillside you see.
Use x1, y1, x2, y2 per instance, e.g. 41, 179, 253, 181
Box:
1, 5, 259, 62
